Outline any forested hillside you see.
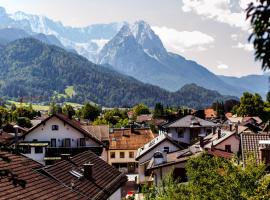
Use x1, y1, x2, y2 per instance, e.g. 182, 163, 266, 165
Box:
0, 38, 235, 108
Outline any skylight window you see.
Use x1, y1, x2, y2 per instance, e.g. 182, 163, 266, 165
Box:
69, 170, 83, 179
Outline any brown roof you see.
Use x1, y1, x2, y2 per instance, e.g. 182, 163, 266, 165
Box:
207, 149, 234, 159
23, 113, 104, 147
136, 114, 153, 123
0, 151, 85, 200
82, 125, 109, 141
204, 108, 216, 119
109, 128, 156, 150
0, 132, 14, 145
42, 150, 127, 200
241, 133, 270, 164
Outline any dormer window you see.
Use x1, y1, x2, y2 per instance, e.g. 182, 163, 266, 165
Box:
52, 125, 59, 131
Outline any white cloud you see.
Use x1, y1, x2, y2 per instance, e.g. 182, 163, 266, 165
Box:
233, 42, 253, 51
217, 63, 229, 69
182, 0, 252, 30
152, 26, 214, 53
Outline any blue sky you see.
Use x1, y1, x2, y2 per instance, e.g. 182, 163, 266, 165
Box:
0, 0, 262, 77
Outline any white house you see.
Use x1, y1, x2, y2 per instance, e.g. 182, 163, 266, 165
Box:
18, 114, 105, 165
135, 133, 183, 184
162, 115, 217, 145
147, 129, 240, 185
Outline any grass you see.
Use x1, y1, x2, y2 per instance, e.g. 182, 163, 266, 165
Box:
8, 101, 50, 111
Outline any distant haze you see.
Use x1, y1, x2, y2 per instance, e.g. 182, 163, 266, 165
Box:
0, 0, 262, 77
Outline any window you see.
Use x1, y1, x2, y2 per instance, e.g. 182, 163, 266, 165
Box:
51, 138, 56, 147
35, 146, 43, 154
79, 138, 86, 147
206, 128, 212, 134
225, 145, 231, 152
129, 151, 134, 158
63, 138, 71, 147
110, 152, 115, 159
163, 146, 170, 153
52, 125, 59, 131
20, 146, 31, 154
177, 128, 184, 138
120, 152, 125, 158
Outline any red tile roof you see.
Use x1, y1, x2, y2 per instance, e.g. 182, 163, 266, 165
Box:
42, 150, 127, 200
109, 128, 156, 150
241, 133, 270, 164
207, 149, 234, 159
0, 151, 85, 200
204, 108, 216, 119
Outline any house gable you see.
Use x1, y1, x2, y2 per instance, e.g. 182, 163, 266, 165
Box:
23, 116, 100, 147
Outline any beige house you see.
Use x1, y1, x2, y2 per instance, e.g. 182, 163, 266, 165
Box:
108, 128, 155, 174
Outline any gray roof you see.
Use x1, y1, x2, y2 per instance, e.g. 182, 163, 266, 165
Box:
166, 115, 217, 128
136, 133, 182, 160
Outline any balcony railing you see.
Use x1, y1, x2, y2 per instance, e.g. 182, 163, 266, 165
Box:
45, 146, 103, 157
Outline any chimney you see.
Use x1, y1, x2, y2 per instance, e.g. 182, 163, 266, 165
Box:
83, 163, 94, 180
235, 124, 238, 134
13, 125, 19, 149
229, 123, 232, 131
199, 136, 204, 148
218, 129, 221, 139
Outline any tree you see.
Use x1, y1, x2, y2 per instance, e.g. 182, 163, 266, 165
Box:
153, 103, 164, 118
144, 153, 269, 200
17, 117, 32, 128
267, 91, 270, 103
80, 103, 100, 121
133, 104, 150, 116
236, 92, 264, 117
62, 104, 75, 118
247, 0, 270, 70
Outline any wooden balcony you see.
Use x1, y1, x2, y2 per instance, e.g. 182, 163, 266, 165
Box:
45, 146, 103, 157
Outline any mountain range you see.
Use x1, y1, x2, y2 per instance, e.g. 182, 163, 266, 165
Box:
0, 7, 267, 99
0, 38, 234, 108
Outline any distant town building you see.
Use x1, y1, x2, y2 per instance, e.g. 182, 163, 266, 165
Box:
161, 115, 217, 145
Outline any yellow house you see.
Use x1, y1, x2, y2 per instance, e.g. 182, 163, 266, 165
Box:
108, 128, 155, 174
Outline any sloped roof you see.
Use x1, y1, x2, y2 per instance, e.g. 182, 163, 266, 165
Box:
136, 114, 153, 123
204, 130, 237, 149
82, 125, 109, 141
109, 128, 155, 150
0, 151, 85, 200
42, 150, 127, 200
241, 133, 270, 164
136, 133, 183, 160
204, 108, 216, 119
165, 115, 217, 128
23, 113, 104, 146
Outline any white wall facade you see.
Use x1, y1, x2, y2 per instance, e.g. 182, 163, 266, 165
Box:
152, 162, 185, 185
108, 188, 121, 200
167, 127, 213, 144
24, 116, 100, 147
215, 135, 240, 154
21, 116, 102, 164
137, 140, 181, 183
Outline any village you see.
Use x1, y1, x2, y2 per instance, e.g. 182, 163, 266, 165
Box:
0, 96, 269, 199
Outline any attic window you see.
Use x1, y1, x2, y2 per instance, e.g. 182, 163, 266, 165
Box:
52, 125, 59, 131
163, 147, 169, 153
